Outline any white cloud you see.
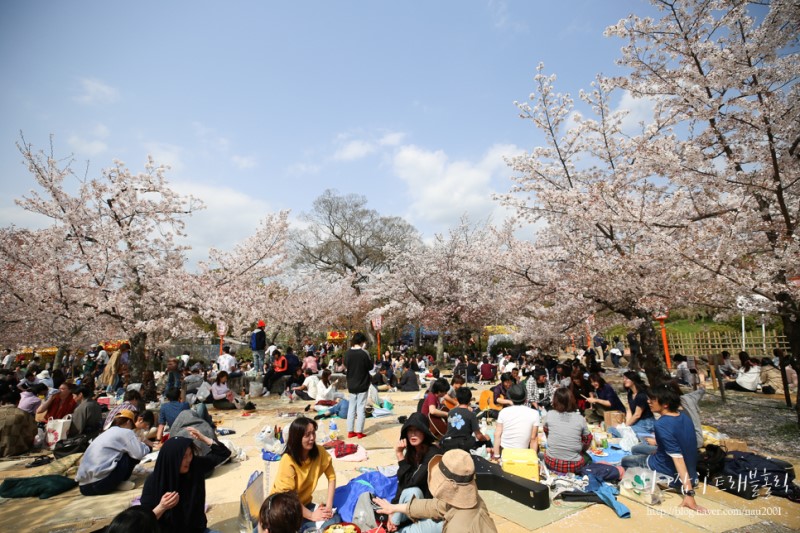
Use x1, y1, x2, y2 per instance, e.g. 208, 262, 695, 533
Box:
334, 139, 375, 161
170, 181, 275, 268
92, 123, 110, 138
68, 135, 107, 157
143, 142, 184, 171
67, 123, 111, 157
0, 204, 52, 231
74, 78, 120, 105
616, 91, 656, 134
393, 143, 523, 230
487, 0, 528, 33
378, 132, 406, 146
231, 155, 257, 169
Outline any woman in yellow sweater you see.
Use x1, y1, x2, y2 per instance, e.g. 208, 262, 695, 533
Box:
270, 416, 339, 529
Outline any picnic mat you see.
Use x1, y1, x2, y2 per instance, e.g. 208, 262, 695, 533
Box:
479, 489, 588, 530
589, 447, 627, 465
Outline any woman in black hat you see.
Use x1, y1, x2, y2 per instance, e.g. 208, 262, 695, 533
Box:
389, 412, 442, 532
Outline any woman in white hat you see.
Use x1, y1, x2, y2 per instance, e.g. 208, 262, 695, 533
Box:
373, 449, 497, 533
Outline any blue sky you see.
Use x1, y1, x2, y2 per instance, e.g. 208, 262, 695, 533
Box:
0, 0, 658, 264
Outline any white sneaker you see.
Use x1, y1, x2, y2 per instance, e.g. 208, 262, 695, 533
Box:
262, 391, 270, 397
117, 480, 136, 491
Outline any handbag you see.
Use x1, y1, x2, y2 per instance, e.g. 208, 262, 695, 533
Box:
53, 434, 91, 459
45, 415, 72, 450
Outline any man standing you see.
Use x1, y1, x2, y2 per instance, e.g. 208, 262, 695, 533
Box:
251, 320, 267, 374
217, 346, 237, 374
344, 332, 373, 439
96, 344, 109, 375
1, 349, 14, 370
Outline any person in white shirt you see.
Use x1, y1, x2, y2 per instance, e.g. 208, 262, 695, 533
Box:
292, 368, 321, 401
76, 409, 150, 495
2, 349, 15, 369
493, 383, 539, 458
217, 346, 237, 374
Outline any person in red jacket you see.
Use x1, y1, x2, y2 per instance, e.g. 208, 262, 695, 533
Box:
262, 350, 289, 395
37, 382, 77, 420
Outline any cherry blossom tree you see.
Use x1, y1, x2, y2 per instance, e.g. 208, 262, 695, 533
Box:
368, 218, 508, 362
499, 65, 708, 384
604, 0, 800, 408
0, 226, 117, 361
9, 139, 205, 379
187, 210, 290, 337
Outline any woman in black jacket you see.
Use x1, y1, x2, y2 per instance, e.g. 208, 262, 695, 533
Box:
389, 413, 442, 532
139, 427, 231, 533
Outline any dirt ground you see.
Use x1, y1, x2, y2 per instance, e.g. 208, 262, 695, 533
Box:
0, 376, 798, 532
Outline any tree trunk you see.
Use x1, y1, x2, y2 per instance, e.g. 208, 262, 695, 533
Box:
129, 331, 147, 383
53, 346, 65, 371
293, 323, 303, 348
637, 318, 669, 388
778, 306, 800, 427
436, 334, 445, 364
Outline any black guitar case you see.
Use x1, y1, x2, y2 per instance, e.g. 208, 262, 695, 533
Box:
472, 455, 550, 510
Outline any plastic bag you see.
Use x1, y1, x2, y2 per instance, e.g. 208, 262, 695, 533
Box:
617, 424, 638, 452
196, 382, 212, 403
281, 389, 293, 403
219, 438, 247, 462
332, 471, 398, 522
620, 467, 663, 505
249, 382, 264, 397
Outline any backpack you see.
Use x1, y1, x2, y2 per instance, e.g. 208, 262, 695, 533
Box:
714, 451, 796, 500
250, 332, 258, 350
696, 443, 727, 481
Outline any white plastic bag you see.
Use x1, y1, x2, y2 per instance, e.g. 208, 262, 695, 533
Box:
618, 424, 639, 452
219, 438, 247, 462
249, 382, 264, 397
620, 466, 663, 505
196, 381, 212, 403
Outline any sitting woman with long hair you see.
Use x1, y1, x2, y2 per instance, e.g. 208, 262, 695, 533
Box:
389, 412, 443, 532
270, 416, 339, 529
585, 373, 625, 424
139, 427, 231, 532
609, 370, 655, 438
211, 370, 237, 410
724, 352, 761, 392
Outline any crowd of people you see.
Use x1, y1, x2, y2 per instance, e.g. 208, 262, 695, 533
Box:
0, 330, 798, 532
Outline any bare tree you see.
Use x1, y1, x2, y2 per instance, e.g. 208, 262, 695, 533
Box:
294, 189, 420, 295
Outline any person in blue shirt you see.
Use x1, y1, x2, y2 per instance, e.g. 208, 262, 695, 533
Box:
621, 383, 706, 513
585, 373, 626, 424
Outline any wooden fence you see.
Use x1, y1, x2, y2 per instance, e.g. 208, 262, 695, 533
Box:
666, 329, 791, 358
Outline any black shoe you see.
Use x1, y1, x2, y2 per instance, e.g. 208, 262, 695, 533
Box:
314, 414, 324, 420
26, 456, 53, 468
398, 415, 408, 424
304, 404, 311, 412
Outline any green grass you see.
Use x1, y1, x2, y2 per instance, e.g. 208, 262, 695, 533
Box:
663, 318, 738, 335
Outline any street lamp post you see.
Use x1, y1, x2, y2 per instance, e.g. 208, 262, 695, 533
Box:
654, 312, 671, 370
216, 320, 228, 356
